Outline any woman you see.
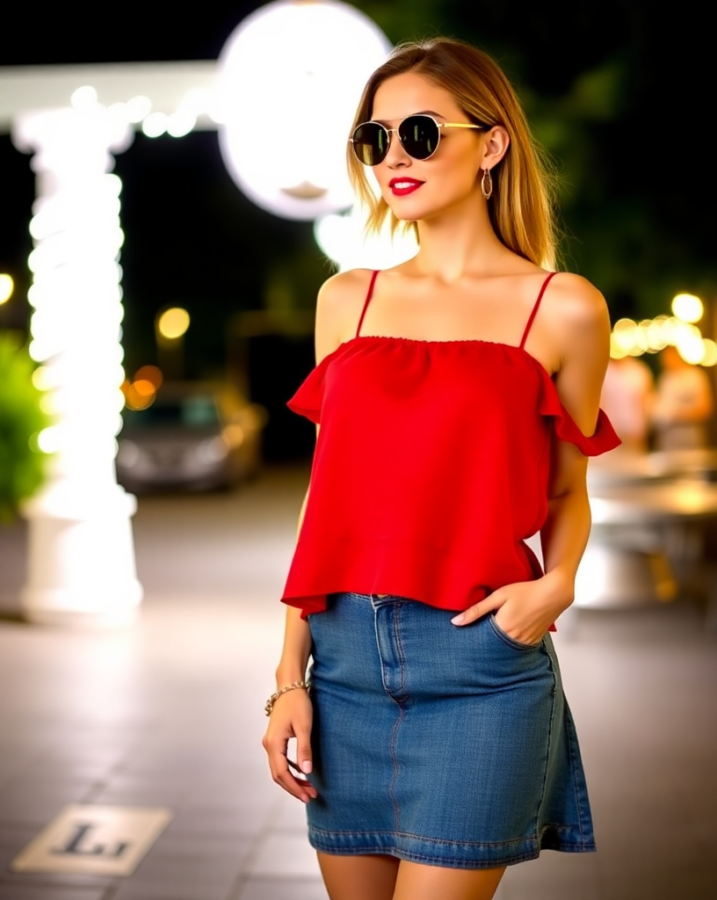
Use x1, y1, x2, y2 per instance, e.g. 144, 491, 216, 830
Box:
263, 38, 620, 900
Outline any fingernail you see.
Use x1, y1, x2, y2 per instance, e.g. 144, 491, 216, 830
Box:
451, 614, 465, 625
301, 760, 312, 775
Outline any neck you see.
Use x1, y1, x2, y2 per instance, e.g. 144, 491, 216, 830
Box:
411, 192, 513, 283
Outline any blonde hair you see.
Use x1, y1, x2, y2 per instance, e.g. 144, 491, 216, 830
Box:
347, 38, 559, 270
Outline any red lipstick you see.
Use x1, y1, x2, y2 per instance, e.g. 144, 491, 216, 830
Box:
389, 177, 424, 196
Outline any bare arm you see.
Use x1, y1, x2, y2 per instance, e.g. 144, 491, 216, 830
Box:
539, 274, 612, 595
452, 274, 612, 643
263, 269, 374, 801
273, 268, 372, 686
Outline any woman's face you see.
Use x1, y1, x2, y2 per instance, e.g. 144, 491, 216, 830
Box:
368, 72, 487, 223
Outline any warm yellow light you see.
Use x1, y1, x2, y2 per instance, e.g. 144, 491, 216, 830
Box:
223, 423, 245, 447
701, 339, 717, 367
157, 307, 190, 340
609, 334, 627, 359
632, 324, 649, 355
611, 318, 646, 356
613, 318, 636, 332
132, 378, 156, 398
0, 273, 14, 304
135, 364, 163, 389
671, 293, 704, 323
646, 318, 668, 352
124, 382, 155, 410
676, 324, 705, 364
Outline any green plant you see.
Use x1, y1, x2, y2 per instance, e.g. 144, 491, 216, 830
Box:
0, 333, 51, 522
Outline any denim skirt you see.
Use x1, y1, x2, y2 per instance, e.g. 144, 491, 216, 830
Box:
305, 592, 596, 869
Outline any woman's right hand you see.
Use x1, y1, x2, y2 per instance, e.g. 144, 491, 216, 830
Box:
262, 688, 318, 803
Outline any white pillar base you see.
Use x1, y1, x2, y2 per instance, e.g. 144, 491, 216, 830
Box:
21, 483, 143, 629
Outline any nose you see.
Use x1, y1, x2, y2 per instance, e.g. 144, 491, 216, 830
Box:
384, 128, 411, 169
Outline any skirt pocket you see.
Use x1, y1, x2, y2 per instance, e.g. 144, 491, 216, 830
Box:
487, 611, 544, 651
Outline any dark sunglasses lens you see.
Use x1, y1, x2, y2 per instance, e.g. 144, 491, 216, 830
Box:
398, 115, 440, 160
351, 122, 388, 166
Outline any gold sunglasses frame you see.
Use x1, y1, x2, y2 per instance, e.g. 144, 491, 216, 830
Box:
349, 114, 488, 165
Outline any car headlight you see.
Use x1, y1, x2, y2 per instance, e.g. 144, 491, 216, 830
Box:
195, 436, 229, 464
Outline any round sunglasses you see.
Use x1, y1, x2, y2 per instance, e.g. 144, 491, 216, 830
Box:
349, 114, 488, 166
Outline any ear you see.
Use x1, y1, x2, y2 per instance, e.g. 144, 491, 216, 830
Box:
481, 125, 510, 170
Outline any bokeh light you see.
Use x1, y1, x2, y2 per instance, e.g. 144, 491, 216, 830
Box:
70, 85, 98, 109
31, 364, 55, 391
142, 112, 169, 138
701, 339, 717, 367
611, 304, 714, 367
675, 323, 706, 364
167, 111, 196, 138
0, 273, 13, 304
645, 316, 669, 353
671, 292, 703, 323
157, 307, 190, 340
122, 379, 155, 411
134, 365, 163, 389
610, 318, 645, 358
132, 379, 156, 398
126, 95, 152, 123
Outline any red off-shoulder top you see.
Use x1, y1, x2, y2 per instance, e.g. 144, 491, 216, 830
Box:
281, 271, 621, 617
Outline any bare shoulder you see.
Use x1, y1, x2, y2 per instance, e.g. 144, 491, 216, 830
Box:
545, 273, 612, 433
314, 268, 375, 363
544, 272, 609, 333
317, 268, 375, 315
537, 271, 610, 369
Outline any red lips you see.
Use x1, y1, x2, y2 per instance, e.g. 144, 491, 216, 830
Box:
389, 178, 424, 196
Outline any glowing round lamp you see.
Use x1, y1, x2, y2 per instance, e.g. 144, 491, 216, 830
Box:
216, 0, 391, 220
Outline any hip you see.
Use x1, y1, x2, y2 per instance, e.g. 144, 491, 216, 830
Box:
308, 592, 561, 702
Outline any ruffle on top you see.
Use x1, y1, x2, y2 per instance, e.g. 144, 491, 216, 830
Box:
287, 351, 331, 424
535, 364, 621, 455
289, 336, 621, 456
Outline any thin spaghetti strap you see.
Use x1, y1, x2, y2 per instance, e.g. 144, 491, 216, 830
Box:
356, 270, 379, 338
519, 271, 557, 349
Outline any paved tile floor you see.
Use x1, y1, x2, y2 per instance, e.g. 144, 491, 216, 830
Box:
0, 467, 716, 899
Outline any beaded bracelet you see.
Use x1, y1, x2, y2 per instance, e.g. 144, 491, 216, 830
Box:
264, 680, 311, 717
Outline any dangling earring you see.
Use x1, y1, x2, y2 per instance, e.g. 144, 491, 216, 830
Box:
480, 168, 493, 200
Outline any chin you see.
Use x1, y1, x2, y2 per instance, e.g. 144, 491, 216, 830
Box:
385, 197, 431, 221
385, 189, 470, 224
390, 210, 418, 223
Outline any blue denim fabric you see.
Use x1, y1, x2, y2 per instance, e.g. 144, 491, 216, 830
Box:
306, 592, 595, 868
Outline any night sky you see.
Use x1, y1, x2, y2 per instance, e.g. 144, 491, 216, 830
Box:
1, 0, 714, 457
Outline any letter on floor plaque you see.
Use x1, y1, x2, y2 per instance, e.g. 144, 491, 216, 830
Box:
10, 805, 172, 876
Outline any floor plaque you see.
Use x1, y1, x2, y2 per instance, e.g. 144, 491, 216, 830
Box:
10, 804, 173, 876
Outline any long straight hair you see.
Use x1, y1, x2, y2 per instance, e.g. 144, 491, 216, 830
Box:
347, 39, 559, 270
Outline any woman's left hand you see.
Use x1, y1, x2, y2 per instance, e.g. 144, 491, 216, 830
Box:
450, 570, 574, 646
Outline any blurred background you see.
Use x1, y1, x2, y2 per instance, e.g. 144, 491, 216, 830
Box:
0, 2, 716, 899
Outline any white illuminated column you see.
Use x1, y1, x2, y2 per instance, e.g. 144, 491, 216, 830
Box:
216, 0, 391, 220
13, 98, 143, 627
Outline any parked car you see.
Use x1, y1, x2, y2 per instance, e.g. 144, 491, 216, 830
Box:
116, 381, 266, 492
